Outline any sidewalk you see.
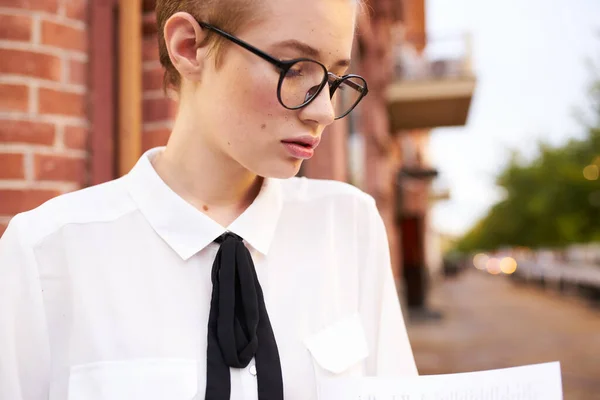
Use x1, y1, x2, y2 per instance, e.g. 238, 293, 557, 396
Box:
406, 269, 600, 400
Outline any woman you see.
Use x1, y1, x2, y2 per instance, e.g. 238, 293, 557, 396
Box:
0, 0, 418, 398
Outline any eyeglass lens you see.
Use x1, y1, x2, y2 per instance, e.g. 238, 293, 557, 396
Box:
330, 76, 365, 118
279, 60, 364, 119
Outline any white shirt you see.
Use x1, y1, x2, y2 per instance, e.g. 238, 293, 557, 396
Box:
0, 147, 418, 400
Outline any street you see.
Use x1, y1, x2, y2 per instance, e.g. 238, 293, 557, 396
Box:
406, 269, 600, 400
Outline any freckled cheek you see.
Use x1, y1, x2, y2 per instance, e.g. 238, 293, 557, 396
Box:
244, 71, 282, 115
227, 68, 294, 140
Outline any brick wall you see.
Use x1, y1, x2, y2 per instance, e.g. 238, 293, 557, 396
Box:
0, 0, 90, 236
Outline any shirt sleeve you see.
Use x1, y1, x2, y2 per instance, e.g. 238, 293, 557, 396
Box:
0, 215, 51, 400
359, 197, 419, 377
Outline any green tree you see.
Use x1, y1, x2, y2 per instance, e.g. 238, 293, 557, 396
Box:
457, 72, 600, 252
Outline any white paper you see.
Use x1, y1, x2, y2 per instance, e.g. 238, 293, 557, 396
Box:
318, 362, 562, 400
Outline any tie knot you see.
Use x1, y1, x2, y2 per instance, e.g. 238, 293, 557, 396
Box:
214, 232, 243, 245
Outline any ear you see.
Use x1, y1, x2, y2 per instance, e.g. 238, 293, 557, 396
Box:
164, 12, 208, 83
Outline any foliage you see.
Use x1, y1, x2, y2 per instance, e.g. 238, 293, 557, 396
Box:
456, 68, 600, 252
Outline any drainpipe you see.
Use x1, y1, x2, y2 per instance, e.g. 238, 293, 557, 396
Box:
118, 0, 142, 176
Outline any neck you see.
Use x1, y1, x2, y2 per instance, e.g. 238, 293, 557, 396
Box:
152, 119, 262, 227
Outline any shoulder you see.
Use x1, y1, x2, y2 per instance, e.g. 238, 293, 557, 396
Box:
279, 176, 376, 208
277, 177, 380, 228
5, 177, 135, 248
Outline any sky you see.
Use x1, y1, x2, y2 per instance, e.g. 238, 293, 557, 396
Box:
426, 0, 600, 236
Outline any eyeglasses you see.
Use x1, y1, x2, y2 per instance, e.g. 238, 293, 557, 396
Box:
197, 21, 369, 120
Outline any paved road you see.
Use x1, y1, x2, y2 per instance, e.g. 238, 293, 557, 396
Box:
406, 270, 600, 400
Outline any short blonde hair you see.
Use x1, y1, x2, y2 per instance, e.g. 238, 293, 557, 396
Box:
155, 0, 260, 91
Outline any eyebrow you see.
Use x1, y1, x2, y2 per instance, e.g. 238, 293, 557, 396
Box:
272, 39, 351, 69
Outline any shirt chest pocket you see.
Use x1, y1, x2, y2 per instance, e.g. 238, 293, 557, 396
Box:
304, 313, 369, 378
67, 359, 198, 400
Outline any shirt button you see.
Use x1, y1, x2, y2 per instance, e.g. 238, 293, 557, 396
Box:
249, 365, 257, 376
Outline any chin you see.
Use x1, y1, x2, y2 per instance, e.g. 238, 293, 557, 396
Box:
255, 159, 303, 179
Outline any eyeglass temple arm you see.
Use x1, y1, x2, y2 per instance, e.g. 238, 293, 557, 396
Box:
328, 73, 368, 94
200, 21, 369, 97
198, 22, 288, 70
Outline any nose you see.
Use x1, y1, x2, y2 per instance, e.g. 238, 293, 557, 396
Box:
298, 85, 335, 127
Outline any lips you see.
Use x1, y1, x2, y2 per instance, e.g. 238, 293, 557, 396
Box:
281, 136, 320, 160
281, 136, 320, 149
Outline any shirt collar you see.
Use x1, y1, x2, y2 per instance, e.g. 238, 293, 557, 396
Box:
125, 147, 283, 261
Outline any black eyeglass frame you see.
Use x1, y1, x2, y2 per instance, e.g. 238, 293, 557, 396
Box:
197, 21, 369, 120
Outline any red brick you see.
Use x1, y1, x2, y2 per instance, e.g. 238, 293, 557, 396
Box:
0, 120, 55, 145
0, 49, 62, 81
0, 14, 32, 41
143, 67, 163, 91
143, 35, 160, 62
69, 59, 87, 85
38, 88, 86, 117
41, 19, 87, 52
142, 128, 171, 152
66, 0, 88, 21
142, 12, 157, 36
64, 126, 87, 150
0, 0, 59, 13
34, 153, 86, 183
0, 153, 25, 179
143, 97, 176, 123
0, 221, 7, 238
142, 0, 155, 12
0, 84, 28, 112
0, 189, 61, 215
